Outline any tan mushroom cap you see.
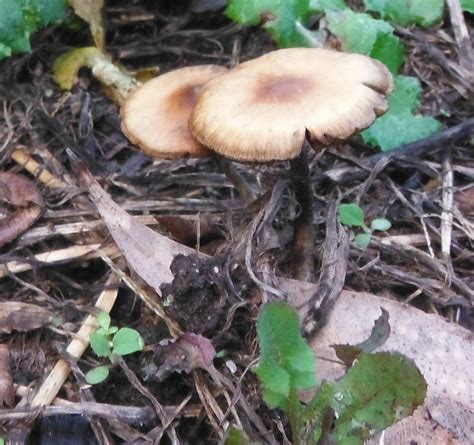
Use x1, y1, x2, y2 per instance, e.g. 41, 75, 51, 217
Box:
121, 65, 228, 158
189, 48, 394, 162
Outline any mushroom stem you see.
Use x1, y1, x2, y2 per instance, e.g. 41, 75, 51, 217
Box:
215, 156, 257, 204
289, 143, 315, 282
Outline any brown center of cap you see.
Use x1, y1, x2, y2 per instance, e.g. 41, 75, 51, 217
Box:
254, 75, 313, 103
166, 84, 202, 115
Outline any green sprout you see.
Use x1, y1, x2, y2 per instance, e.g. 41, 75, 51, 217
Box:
339, 203, 391, 248
86, 311, 144, 384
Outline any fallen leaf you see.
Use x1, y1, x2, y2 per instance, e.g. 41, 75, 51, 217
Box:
0, 172, 44, 247
69, 0, 105, 50
0, 302, 53, 333
80, 165, 198, 295
0, 344, 14, 407
150, 333, 216, 381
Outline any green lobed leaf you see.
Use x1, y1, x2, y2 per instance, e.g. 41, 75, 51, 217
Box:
90, 331, 111, 357
338, 203, 365, 228
354, 233, 372, 249
96, 311, 111, 331
85, 366, 109, 385
255, 301, 316, 411
226, 0, 318, 47
223, 426, 251, 445
364, 0, 444, 28
330, 352, 427, 444
461, 0, 474, 13
326, 9, 404, 73
309, 0, 347, 14
362, 112, 442, 151
371, 218, 392, 231
363, 76, 442, 151
0, 0, 66, 60
112, 327, 144, 356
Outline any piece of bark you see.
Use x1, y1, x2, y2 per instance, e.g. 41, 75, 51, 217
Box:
0, 344, 15, 407
0, 302, 53, 333
0, 172, 45, 247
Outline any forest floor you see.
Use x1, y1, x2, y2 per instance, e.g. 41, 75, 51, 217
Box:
0, 1, 473, 444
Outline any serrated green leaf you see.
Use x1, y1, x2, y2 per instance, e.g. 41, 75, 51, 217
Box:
309, 0, 347, 14
371, 218, 392, 231
226, 0, 318, 47
362, 112, 442, 151
461, 0, 474, 13
365, 0, 444, 28
339, 203, 365, 228
256, 302, 316, 411
326, 9, 403, 73
96, 311, 111, 330
85, 365, 109, 384
330, 352, 427, 444
0, 0, 66, 60
224, 426, 251, 445
112, 328, 144, 356
90, 332, 111, 357
355, 233, 372, 249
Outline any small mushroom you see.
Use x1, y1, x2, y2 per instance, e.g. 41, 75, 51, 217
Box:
121, 65, 228, 159
189, 48, 393, 280
120, 65, 256, 202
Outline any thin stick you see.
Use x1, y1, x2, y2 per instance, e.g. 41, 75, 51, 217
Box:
0, 243, 119, 278
441, 149, 454, 284
446, 0, 474, 74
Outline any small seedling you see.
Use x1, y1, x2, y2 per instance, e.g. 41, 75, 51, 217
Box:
339, 203, 391, 248
86, 312, 144, 384
254, 301, 426, 445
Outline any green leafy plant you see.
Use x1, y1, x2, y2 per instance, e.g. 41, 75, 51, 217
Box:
86, 311, 144, 384
338, 203, 391, 248
0, 0, 66, 60
225, 0, 442, 151
255, 301, 427, 444
462, 0, 474, 13
364, 0, 445, 28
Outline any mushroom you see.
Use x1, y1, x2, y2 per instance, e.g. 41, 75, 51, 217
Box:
189, 48, 393, 280
120, 65, 256, 202
121, 65, 227, 158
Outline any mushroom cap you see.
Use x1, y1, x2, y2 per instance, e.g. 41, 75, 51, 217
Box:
121, 65, 228, 158
189, 48, 394, 162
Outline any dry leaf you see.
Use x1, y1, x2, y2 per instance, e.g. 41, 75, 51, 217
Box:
149, 333, 216, 381
0, 302, 53, 333
0, 172, 44, 247
0, 344, 14, 407
69, 0, 105, 50
80, 166, 197, 295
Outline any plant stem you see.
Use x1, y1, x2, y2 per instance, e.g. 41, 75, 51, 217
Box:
289, 142, 315, 282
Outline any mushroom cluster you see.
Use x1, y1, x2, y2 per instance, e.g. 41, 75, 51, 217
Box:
121, 48, 393, 279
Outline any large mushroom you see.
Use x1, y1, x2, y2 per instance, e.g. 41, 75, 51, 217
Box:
189, 48, 393, 280
120, 64, 256, 202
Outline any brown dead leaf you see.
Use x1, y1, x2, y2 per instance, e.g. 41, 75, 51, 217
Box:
149, 333, 216, 381
0, 302, 53, 333
79, 165, 198, 295
456, 185, 474, 216
281, 280, 474, 444
0, 172, 45, 247
69, 0, 105, 50
0, 344, 14, 407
